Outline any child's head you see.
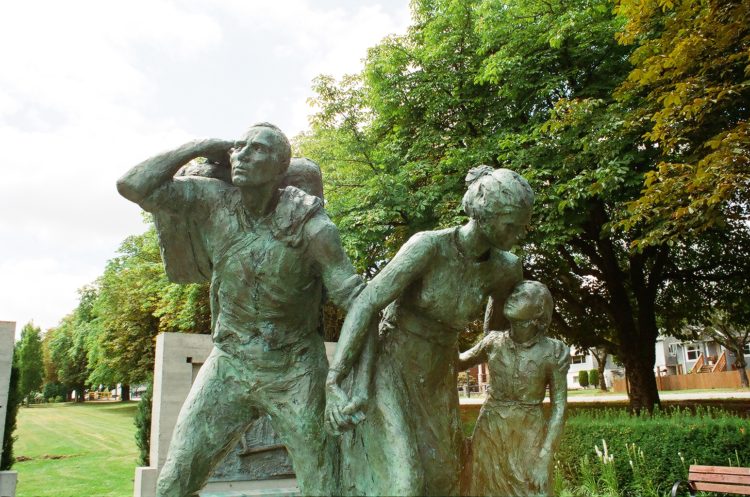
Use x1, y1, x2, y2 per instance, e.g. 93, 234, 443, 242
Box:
504, 280, 553, 332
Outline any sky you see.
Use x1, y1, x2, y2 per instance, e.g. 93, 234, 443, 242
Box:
0, 0, 411, 336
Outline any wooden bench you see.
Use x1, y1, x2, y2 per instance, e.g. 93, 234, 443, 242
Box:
672, 465, 750, 496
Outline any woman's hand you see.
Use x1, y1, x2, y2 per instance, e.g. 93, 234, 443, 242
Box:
325, 382, 366, 435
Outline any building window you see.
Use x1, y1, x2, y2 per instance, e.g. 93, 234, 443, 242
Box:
686, 344, 700, 361
744, 343, 750, 355
571, 354, 586, 364
668, 344, 678, 356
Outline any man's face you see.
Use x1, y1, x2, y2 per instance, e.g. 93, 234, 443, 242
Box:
230, 127, 285, 187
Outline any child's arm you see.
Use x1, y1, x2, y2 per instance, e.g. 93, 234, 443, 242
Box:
458, 332, 493, 370
541, 341, 570, 457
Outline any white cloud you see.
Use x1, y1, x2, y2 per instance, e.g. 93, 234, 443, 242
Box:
0, 0, 410, 332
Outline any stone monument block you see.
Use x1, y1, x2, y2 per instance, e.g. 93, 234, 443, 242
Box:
0, 321, 17, 497
136, 333, 337, 497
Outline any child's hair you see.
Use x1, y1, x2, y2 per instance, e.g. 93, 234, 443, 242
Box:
508, 280, 553, 326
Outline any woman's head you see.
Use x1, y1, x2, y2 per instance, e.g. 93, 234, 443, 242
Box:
462, 166, 534, 250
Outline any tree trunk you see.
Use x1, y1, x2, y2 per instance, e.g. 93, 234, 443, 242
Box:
592, 348, 609, 391
621, 351, 660, 413
739, 367, 749, 388
735, 355, 749, 388
121, 384, 131, 402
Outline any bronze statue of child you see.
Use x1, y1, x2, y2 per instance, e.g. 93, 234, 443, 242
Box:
459, 280, 570, 497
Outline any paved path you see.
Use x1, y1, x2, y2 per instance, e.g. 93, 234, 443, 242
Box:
459, 390, 750, 405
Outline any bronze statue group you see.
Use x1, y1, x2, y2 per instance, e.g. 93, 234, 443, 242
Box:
118, 123, 570, 497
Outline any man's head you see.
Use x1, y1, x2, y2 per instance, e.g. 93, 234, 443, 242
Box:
230, 122, 292, 187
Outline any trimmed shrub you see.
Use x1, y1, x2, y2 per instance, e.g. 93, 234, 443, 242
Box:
134, 380, 153, 466
578, 370, 590, 388
43, 382, 67, 402
1, 365, 20, 470
588, 369, 599, 389
555, 408, 750, 496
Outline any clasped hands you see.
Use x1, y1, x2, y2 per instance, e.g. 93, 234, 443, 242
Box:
324, 379, 367, 436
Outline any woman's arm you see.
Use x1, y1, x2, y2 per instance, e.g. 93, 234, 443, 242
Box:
328, 231, 435, 384
325, 232, 435, 434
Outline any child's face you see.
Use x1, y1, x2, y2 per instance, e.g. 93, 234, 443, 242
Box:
504, 288, 541, 322
504, 288, 544, 340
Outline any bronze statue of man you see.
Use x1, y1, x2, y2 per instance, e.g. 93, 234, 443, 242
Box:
117, 123, 363, 497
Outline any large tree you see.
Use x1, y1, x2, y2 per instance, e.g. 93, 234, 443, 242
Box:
92, 219, 210, 387
15, 322, 44, 405
615, 0, 749, 247
45, 314, 90, 402
297, 0, 749, 411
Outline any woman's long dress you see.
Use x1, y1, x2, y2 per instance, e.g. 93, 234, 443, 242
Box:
338, 228, 522, 496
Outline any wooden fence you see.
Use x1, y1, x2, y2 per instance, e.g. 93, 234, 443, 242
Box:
612, 370, 743, 393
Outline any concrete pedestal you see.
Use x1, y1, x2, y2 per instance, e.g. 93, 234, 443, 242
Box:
0, 471, 17, 497
135, 335, 339, 497
0, 321, 16, 471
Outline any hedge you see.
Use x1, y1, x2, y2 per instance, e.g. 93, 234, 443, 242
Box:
588, 369, 599, 388
134, 380, 153, 466
578, 370, 590, 388
556, 407, 750, 495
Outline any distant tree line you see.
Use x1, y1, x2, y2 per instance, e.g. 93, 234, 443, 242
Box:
28, 218, 211, 405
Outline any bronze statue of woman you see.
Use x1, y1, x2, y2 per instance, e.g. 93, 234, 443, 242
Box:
325, 167, 534, 496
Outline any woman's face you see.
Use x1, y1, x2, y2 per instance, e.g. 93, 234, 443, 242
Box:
477, 209, 530, 250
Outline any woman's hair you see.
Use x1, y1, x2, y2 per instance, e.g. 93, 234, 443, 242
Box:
462, 166, 534, 221
510, 280, 554, 327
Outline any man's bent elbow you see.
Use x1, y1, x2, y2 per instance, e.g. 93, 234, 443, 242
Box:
116, 175, 144, 204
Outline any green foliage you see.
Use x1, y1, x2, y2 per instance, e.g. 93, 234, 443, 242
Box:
134, 380, 152, 466
92, 222, 210, 386
44, 313, 91, 401
42, 382, 67, 403
1, 365, 19, 470
579, 370, 591, 388
615, 0, 750, 247
43, 217, 212, 397
589, 369, 600, 388
297, 0, 750, 412
16, 322, 44, 404
556, 408, 750, 496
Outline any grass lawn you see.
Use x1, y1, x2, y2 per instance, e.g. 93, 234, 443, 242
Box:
14, 401, 138, 497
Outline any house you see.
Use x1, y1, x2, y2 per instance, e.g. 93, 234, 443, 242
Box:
654, 335, 750, 376
566, 346, 620, 389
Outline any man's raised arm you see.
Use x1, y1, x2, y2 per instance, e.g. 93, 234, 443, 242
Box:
116, 139, 232, 206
